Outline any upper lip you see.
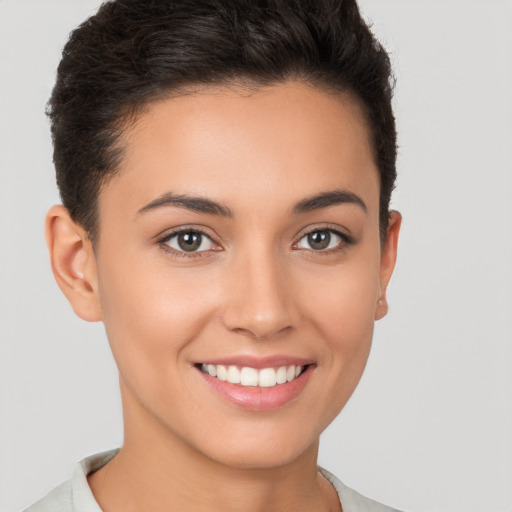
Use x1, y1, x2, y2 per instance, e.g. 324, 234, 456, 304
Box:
195, 355, 315, 369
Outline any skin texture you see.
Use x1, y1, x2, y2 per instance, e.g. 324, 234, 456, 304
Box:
46, 81, 401, 512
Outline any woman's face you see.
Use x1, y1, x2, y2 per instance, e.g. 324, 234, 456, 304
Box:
84, 82, 399, 468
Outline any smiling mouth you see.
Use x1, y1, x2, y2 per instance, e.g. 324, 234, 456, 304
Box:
196, 363, 308, 388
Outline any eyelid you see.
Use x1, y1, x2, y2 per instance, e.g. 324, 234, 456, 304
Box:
155, 223, 354, 259
156, 225, 222, 258
294, 223, 353, 243
292, 224, 355, 252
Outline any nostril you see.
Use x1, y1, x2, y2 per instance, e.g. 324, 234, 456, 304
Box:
220, 262, 298, 339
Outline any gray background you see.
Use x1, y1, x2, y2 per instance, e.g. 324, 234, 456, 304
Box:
1, 1, 511, 511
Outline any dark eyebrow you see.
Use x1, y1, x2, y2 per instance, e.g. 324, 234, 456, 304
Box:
137, 189, 366, 218
137, 192, 234, 218
292, 189, 367, 215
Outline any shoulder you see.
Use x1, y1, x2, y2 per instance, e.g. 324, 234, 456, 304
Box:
24, 448, 120, 512
23, 480, 73, 512
318, 467, 404, 512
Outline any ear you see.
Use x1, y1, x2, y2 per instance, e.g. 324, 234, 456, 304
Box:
375, 210, 402, 320
45, 205, 102, 322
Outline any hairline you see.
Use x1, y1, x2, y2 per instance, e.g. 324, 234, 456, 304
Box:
87, 77, 384, 249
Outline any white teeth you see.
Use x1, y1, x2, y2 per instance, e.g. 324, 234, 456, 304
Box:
240, 367, 259, 386
200, 363, 306, 387
216, 365, 227, 381
276, 366, 287, 384
259, 368, 277, 387
226, 365, 241, 384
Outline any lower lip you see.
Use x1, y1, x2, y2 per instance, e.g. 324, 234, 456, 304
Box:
196, 366, 314, 411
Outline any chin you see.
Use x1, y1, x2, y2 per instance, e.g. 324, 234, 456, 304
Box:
195, 426, 319, 470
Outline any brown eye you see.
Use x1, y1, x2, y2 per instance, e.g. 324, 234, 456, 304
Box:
296, 229, 345, 251
307, 231, 331, 250
178, 232, 202, 251
164, 230, 215, 253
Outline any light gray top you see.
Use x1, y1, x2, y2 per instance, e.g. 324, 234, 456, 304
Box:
24, 448, 402, 512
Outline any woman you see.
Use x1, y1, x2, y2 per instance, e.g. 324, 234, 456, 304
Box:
26, 1, 402, 510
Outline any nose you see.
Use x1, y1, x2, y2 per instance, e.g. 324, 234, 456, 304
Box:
221, 248, 297, 340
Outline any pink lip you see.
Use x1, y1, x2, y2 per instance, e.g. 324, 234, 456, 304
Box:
195, 363, 315, 411
195, 355, 315, 369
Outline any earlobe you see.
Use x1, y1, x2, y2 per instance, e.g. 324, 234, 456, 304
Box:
45, 205, 102, 322
375, 210, 402, 321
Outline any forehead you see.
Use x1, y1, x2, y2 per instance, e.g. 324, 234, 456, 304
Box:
100, 81, 379, 222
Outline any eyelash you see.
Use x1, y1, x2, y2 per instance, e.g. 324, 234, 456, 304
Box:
293, 226, 354, 255
157, 226, 354, 259
158, 227, 218, 259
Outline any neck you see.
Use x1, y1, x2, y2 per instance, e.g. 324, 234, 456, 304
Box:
87, 380, 340, 512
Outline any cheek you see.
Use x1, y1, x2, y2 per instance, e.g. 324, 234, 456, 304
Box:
301, 255, 380, 345
95, 251, 219, 386
297, 252, 381, 403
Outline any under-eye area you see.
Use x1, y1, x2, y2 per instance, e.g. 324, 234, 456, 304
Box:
195, 363, 311, 388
